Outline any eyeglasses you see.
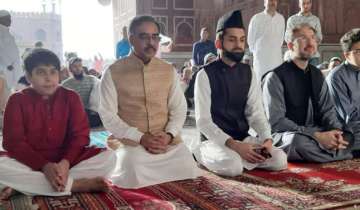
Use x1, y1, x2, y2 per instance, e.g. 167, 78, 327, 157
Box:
294, 35, 318, 43
351, 49, 360, 55
135, 33, 161, 43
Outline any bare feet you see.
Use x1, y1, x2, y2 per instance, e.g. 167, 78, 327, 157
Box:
0, 187, 15, 200
71, 177, 111, 193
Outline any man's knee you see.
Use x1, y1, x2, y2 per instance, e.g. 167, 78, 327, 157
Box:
211, 159, 243, 177
287, 134, 317, 155
268, 149, 288, 171
117, 146, 144, 167
101, 150, 117, 173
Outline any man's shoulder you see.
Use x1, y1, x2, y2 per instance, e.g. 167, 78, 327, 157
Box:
250, 12, 264, 21
8, 88, 28, 101
203, 59, 222, 72
273, 61, 289, 71
328, 63, 347, 79
287, 14, 299, 22
193, 41, 202, 47
84, 74, 99, 82
61, 77, 76, 85
310, 14, 321, 21
152, 56, 173, 68
56, 86, 82, 102
117, 39, 129, 46
108, 56, 133, 72
275, 12, 285, 18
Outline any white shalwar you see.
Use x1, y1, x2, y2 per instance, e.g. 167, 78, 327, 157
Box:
0, 25, 22, 90
99, 68, 202, 189
0, 150, 117, 196
248, 11, 285, 81
112, 143, 201, 189
193, 67, 288, 177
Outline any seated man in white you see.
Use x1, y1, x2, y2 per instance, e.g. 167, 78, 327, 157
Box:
99, 15, 201, 189
194, 10, 287, 177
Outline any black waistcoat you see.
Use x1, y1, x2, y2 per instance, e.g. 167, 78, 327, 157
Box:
271, 61, 324, 126
202, 60, 252, 141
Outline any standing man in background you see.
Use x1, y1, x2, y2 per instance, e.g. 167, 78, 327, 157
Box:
248, 0, 285, 81
192, 27, 217, 67
116, 26, 131, 59
0, 10, 22, 92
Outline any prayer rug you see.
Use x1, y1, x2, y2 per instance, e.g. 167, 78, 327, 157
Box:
3, 159, 360, 210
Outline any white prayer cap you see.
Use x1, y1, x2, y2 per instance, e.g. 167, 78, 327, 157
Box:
0, 10, 11, 18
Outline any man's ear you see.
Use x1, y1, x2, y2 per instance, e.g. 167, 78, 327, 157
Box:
129, 34, 135, 46
25, 72, 32, 83
215, 39, 222, 49
287, 42, 294, 51
343, 51, 350, 61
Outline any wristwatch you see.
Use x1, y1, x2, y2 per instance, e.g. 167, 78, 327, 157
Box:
166, 132, 174, 143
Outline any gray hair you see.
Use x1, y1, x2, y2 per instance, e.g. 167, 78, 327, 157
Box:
288, 23, 317, 43
128, 15, 160, 35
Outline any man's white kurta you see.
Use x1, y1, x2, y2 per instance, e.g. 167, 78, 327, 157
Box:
248, 11, 285, 81
0, 24, 22, 90
99, 67, 201, 189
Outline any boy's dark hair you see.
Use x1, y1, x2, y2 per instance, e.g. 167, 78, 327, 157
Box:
24, 48, 61, 74
128, 15, 160, 35
340, 28, 360, 52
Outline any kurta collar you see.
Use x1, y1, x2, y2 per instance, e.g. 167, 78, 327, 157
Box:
263, 10, 278, 17
24, 86, 61, 102
297, 12, 313, 17
345, 60, 360, 71
288, 60, 310, 73
129, 52, 156, 67
218, 59, 243, 70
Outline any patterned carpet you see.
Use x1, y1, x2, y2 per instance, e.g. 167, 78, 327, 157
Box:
2, 159, 360, 210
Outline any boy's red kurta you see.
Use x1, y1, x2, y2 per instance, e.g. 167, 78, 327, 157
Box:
2, 87, 102, 171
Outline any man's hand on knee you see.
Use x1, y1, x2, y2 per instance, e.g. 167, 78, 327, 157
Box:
314, 130, 347, 150
140, 133, 168, 154
226, 138, 266, 163
42, 162, 64, 192
56, 159, 70, 188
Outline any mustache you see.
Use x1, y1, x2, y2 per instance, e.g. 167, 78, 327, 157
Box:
231, 48, 244, 52
304, 45, 315, 50
145, 45, 157, 51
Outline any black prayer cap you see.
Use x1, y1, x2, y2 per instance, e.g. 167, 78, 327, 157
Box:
216, 10, 244, 33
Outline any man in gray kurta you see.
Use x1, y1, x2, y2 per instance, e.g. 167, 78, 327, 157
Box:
262, 23, 354, 163
326, 28, 360, 155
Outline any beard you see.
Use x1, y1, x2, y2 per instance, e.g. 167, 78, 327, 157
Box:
223, 49, 245, 63
298, 53, 312, 61
297, 45, 316, 60
73, 72, 84, 80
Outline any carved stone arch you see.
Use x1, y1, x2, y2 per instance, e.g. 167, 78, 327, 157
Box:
175, 21, 193, 45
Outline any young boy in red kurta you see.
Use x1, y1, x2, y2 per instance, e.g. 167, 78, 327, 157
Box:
0, 49, 116, 199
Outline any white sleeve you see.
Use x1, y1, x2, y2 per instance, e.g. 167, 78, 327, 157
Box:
247, 16, 257, 53
284, 16, 294, 44
89, 77, 100, 112
244, 70, 272, 142
315, 17, 323, 42
279, 15, 285, 47
0, 38, 8, 72
165, 68, 187, 136
98, 68, 143, 142
195, 70, 231, 146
